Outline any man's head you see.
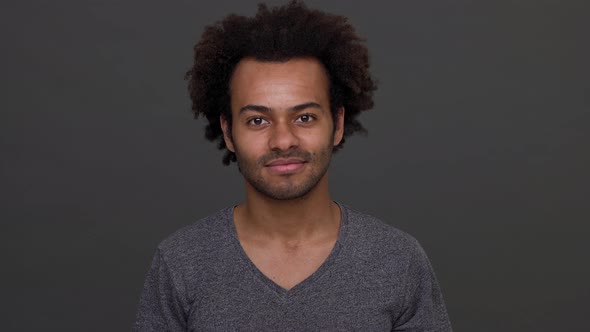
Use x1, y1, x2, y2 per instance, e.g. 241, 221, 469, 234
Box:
221, 57, 342, 200
185, 0, 377, 165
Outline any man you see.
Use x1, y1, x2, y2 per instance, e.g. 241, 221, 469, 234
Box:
134, 1, 452, 331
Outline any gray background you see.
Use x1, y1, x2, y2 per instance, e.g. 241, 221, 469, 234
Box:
2, 0, 589, 331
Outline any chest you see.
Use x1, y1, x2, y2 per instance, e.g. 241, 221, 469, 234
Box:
183, 240, 408, 331
187, 266, 402, 332
241, 240, 335, 290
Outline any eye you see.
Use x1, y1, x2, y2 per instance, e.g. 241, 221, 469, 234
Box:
248, 117, 269, 126
296, 114, 315, 123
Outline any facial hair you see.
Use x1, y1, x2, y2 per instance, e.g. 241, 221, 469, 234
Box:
234, 143, 334, 201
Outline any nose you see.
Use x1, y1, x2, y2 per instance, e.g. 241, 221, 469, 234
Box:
268, 120, 299, 152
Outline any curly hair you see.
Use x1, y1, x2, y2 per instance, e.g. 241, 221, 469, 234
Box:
185, 0, 377, 165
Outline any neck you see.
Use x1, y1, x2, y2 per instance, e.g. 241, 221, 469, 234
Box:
235, 174, 340, 241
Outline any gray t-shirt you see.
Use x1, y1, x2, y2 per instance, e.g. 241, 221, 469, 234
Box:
134, 203, 452, 331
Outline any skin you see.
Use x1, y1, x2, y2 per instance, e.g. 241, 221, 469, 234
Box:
220, 57, 345, 290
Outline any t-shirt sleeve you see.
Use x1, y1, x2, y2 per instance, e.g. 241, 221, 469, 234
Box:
392, 239, 453, 332
133, 248, 189, 332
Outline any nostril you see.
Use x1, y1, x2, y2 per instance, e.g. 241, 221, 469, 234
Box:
268, 126, 299, 150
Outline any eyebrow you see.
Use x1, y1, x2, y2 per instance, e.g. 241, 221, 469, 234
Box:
239, 102, 322, 114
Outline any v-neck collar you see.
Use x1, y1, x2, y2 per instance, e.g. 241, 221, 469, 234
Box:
225, 201, 349, 299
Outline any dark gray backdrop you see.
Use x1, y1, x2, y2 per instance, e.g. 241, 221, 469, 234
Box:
2, 0, 589, 331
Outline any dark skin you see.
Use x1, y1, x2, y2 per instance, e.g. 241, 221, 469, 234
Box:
220, 57, 345, 290
186, 1, 377, 165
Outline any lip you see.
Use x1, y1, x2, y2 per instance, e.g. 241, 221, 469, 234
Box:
265, 158, 307, 174
265, 158, 306, 166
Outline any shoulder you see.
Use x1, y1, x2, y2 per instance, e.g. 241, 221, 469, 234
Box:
339, 204, 440, 288
341, 204, 422, 254
342, 207, 453, 330
155, 207, 234, 268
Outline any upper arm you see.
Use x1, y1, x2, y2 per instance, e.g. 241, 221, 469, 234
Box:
392, 240, 452, 332
133, 248, 189, 332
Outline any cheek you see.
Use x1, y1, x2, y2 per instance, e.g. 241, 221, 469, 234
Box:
300, 127, 333, 146
233, 132, 265, 157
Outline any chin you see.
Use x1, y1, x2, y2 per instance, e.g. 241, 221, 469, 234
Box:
251, 180, 317, 201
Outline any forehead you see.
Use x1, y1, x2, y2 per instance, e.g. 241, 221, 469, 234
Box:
229, 57, 330, 107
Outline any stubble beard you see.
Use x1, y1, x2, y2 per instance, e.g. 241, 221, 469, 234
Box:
234, 144, 334, 201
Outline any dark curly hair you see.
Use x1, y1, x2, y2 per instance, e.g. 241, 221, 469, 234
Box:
185, 0, 377, 165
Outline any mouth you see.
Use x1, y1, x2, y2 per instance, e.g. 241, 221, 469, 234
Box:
265, 158, 307, 174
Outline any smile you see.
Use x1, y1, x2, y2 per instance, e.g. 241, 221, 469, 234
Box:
265, 159, 307, 175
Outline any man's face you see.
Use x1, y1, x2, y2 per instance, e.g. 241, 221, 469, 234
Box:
221, 57, 344, 200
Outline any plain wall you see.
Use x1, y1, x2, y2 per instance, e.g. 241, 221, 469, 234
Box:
2, 0, 589, 331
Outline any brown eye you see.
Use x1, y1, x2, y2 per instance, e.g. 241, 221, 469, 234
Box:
248, 117, 269, 126
296, 114, 315, 123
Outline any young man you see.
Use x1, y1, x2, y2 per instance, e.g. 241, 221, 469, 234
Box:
134, 1, 452, 331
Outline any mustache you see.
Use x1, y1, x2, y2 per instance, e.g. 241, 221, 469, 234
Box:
258, 150, 313, 166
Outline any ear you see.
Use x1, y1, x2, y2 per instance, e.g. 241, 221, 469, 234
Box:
220, 115, 235, 152
333, 107, 345, 146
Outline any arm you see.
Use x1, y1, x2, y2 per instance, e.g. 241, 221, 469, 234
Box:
133, 248, 189, 332
392, 239, 453, 332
